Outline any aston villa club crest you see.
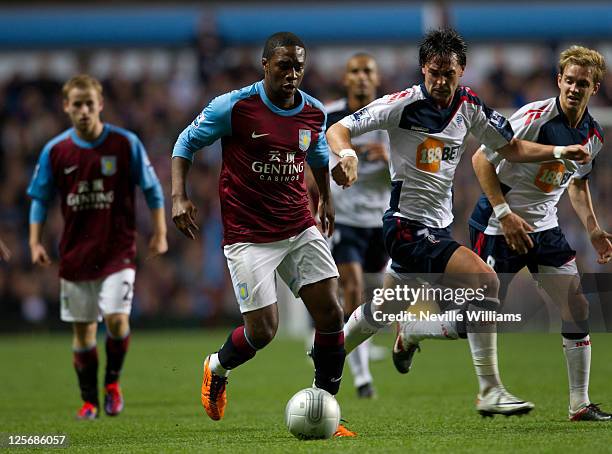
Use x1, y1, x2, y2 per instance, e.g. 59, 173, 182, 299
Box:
238, 283, 249, 301
298, 129, 311, 151
101, 156, 117, 176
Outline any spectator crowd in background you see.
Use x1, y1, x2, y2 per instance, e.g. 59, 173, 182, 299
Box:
1, 33, 611, 329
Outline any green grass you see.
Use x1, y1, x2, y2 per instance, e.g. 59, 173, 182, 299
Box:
2, 330, 612, 453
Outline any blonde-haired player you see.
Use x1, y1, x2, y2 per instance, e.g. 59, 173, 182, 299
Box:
466, 45, 611, 421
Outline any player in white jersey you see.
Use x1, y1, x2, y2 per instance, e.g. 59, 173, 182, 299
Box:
327, 28, 590, 417
465, 46, 611, 421
326, 54, 390, 398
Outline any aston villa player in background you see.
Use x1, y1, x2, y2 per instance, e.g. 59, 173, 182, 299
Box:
27, 75, 167, 420
171, 32, 354, 437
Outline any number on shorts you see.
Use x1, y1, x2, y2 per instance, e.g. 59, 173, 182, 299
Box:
122, 281, 134, 301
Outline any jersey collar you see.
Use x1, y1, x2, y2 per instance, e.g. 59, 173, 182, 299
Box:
256, 80, 305, 117
70, 124, 109, 149
555, 97, 590, 130
419, 83, 460, 111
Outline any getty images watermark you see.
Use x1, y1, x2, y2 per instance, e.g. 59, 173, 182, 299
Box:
370, 283, 522, 323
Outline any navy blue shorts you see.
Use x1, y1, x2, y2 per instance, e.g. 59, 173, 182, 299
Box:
331, 224, 389, 273
469, 225, 576, 274
382, 213, 462, 274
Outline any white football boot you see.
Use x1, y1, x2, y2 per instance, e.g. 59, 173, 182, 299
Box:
476, 385, 535, 417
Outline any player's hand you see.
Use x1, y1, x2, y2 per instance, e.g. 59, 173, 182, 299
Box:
0, 238, 10, 261
359, 143, 389, 163
30, 243, 51, 266
589, 228, 612, 264
318, 197, 335, 238
562, 145, 591, 164
172, 196, 199, 240
331, 156, 358, 188
499, 213, 534, 255
147, 232, 168, 259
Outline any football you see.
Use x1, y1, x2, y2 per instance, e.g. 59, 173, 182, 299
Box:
284, 387, 340, 440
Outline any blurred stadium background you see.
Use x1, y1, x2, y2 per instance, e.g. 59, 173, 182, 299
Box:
1, 1, 611, 332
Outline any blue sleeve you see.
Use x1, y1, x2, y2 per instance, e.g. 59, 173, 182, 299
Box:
29, 198, 49, 224
306, 111, 330, 169
27, 144, 55, 202
172, 92, 233, 162
129, 135, 164, 209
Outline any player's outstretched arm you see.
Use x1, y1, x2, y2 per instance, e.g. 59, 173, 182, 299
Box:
472, 149, 533, 254
568, 178, 612, 264
498, 139, 591, 164
171, 156, 199, 240
147, 207, 168, 259
310, 165, 334, 238
326, 123, 358, 188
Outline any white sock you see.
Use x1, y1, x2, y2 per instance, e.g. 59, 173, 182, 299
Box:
563, 335, 591, 411
344, 303, 384, 353
402, 310, 459, 343
348, 341, 372, 388
208, 352, 230, 377
467, 329, 501, 394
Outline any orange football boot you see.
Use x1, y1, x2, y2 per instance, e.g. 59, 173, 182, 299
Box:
201, 355, 228, 420
334, 422, 357, 437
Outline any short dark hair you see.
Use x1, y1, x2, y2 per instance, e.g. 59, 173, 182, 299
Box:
262, 32, 306, 59
419, 28, 467, 68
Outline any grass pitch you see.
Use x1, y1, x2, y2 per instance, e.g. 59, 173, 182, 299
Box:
2, 330, 612, 453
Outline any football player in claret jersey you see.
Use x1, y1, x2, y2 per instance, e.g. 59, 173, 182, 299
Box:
327, 28, 590, 417
468, 46, 611, 421
27, 75, 167, 420
326, 53, 390, 398
171, 32, 354, 437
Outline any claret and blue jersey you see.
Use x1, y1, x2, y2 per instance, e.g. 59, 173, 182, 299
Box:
173, 80, 329, 245
27, 124, 164, 281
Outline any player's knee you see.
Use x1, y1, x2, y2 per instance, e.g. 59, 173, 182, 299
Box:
567, 294, 589, 322
105, 313, 130, 338
247, 317, 278, 348
73, 322, 97, 348
479, 269, 500, 298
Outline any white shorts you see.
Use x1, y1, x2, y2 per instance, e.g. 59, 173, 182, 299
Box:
224, 226, 339, 313
60, 268, 136, 322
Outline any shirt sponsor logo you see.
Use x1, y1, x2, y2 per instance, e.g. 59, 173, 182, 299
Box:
298, 129, 311, 151
66, 179, 114, 211
252, 151, 304, 182
416, 138, 459, 173
534, 162, 572, 193
101, 156, 117, 176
